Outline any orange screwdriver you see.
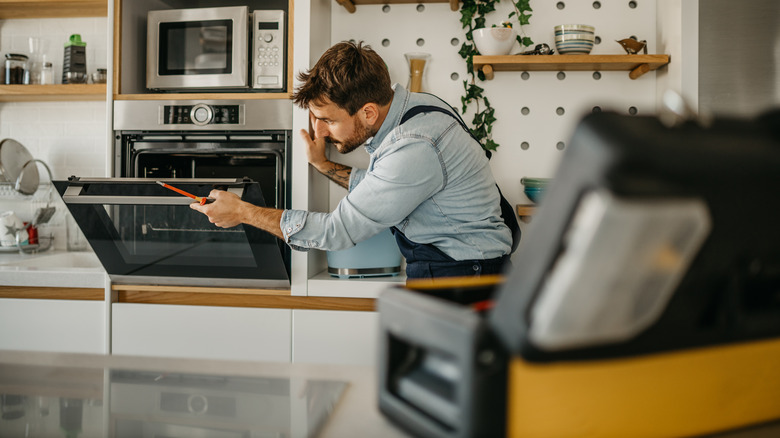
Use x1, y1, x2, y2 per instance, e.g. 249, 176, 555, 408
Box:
156, 181, 214, 205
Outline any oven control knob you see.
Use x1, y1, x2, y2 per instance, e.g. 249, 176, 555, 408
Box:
190, 104, 214, 126
263, 33, 273, 43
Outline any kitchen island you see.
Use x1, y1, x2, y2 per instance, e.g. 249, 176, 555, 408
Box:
0, 349, 410, 438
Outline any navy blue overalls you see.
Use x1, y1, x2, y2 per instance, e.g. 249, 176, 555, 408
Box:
392, 104, 520, 280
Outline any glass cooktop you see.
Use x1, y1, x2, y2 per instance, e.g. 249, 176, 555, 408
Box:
0, 362, 346, 438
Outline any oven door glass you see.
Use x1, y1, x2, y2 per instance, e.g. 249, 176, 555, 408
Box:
54, 178, 289, 288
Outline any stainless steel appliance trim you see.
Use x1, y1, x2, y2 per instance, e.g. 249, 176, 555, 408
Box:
63, 196, 204, 205
110, 274, 290, 288
115, 100, 292, 131
67, 177, 246, 183
146, 6, 249, 90
327, 267, 401, 276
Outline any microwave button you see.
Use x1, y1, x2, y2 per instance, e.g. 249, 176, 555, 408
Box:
256, 76, 278, 85
263, 33, 274, 43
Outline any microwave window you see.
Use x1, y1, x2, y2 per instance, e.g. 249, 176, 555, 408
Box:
159, 20, 233, 75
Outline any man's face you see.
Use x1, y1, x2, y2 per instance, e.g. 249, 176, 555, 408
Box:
309, 100, 374, 154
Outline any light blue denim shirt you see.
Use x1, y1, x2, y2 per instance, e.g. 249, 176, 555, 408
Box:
281, 84, 512, 261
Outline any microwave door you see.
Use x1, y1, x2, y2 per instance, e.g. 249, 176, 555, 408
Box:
54, 179, 289, 288
147, 6, 248, 90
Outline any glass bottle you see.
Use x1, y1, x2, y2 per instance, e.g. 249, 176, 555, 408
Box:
40, 62, 54, 85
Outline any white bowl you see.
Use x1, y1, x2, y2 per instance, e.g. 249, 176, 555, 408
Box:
472, 27, 517, 56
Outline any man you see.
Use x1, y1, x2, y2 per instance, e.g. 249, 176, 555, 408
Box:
191, 41, 514, 279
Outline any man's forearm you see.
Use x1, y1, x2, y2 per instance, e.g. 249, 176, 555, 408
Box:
242, 204, 285, 240
314, 160, 352, 189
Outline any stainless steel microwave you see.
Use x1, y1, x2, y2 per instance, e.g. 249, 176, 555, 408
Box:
146, 6, 285, 91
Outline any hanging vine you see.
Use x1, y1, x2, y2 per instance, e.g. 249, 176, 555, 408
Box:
459, 0, 533, 152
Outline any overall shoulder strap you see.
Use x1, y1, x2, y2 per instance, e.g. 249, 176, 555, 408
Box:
399, 103, 521, 253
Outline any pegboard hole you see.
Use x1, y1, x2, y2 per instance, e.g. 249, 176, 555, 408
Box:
592, 106, 602, 113
594, 36, 601, 44
521, 71, 530, 80
629, 1, 638, 8
416, 4, 425, 12
557, 71, 566, 80
451, 38, 460, 46
556, 2, 565, 9
416, 38, 425, 47
450, 72, 459, 81
556, 142, 566, 151
628, 106, 638, 115
381, 39, 390, 47
382, 4, 391, 13
520, 142, 530, 150
521, 107, 530, 115
556, 107, 565, 115
592, 1, 601, 8
593, 71, 601, 80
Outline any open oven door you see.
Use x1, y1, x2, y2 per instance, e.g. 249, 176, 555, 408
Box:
54, 177, 290, 288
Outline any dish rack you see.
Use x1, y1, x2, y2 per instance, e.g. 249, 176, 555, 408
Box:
0, 159, 57, 254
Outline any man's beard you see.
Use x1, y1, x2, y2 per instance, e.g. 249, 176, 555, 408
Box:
327, 116, 373, 154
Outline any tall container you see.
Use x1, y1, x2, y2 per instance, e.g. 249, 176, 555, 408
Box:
62, 34, 86, 84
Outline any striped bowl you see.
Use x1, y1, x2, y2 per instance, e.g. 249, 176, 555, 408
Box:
554, 24, 595, 55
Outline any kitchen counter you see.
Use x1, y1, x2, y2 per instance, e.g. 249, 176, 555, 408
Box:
0, 249, 106, 288
0, 349, 410, 438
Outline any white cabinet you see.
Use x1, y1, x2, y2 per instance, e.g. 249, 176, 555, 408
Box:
0, 298, 105, 354
292, 310, 379, 365
112, 303, 292, 362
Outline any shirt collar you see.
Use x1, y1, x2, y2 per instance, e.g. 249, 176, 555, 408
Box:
364, 83, 409, 154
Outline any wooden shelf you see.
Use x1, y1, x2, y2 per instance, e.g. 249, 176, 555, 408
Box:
0, 0, 107, 19
335, 0, 458, 13
0, 84, 106, 102
516, 204, 536, 223
474, 54, 670, 80
113, 92, 292, 101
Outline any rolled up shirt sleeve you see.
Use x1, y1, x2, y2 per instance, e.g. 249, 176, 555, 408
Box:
280, 138, 444, 252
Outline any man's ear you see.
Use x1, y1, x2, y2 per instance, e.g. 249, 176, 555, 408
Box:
361, 103, 380, 126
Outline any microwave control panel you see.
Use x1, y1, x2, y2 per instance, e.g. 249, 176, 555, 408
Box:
251, 10, 285, 90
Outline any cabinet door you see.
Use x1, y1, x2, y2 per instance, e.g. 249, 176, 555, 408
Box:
0, 298, 105, 354
292, 310, 378, 365
112, 303, 292, 362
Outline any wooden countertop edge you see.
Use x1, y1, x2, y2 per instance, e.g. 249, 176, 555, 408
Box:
0, 286, 103, 300
0, 285, 376, 311
115, 291, 376, 311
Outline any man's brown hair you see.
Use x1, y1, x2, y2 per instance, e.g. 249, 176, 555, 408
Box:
292, 41, 393, 115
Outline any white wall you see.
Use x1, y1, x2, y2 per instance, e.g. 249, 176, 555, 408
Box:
0, 17, 110, 248
328, 0, 661, 244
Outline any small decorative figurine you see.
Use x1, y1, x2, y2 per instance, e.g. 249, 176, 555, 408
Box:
616, 37, 647, 54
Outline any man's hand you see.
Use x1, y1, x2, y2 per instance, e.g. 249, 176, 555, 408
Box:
299, 127, 329, 172
190, 189, 246, 228
190, 189, 285, 239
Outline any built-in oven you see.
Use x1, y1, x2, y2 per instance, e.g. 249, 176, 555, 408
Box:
59, 99, 294, 287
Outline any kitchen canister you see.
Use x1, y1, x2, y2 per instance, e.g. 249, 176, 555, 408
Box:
4, 53, 29, 84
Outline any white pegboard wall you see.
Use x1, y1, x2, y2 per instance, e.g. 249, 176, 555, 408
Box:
330, 0, 659, 210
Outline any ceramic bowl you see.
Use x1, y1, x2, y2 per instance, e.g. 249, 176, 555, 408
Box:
521, 177, 552, 203
554, 24, 595, 55
472, 27, 517, 56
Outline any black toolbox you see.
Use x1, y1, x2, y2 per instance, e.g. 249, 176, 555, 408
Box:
377, 109, 780, 437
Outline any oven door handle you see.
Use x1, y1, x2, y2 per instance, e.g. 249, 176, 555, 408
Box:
62, 195, 201, 205
61, 185, 244, 205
